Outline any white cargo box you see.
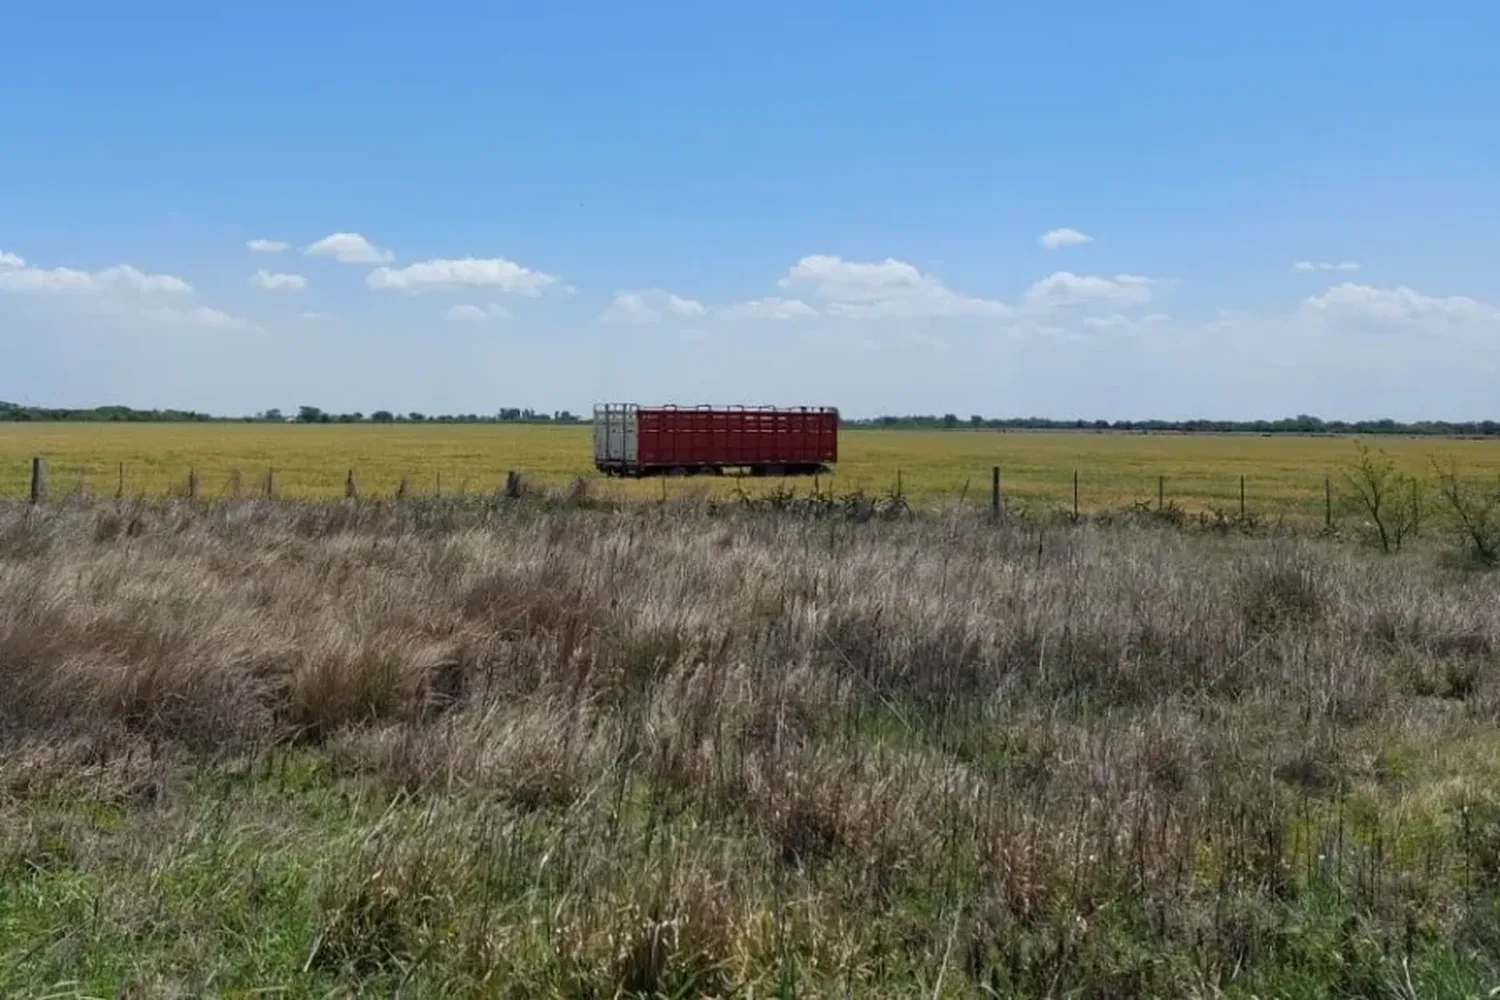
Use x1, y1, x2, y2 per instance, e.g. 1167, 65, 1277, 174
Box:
593, 404, 639, 466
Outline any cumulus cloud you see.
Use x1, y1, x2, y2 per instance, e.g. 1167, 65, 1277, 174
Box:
1023, 271, 1156, 311
444, 303, 512, 323
778, 254, 1011, 319
717, 297, 817, 321
1082, 312, 1169, 332
601, 289, 708, 324
1293, 260, 1360, 272
250, 269, 307, 291
143, 305, 257, 332
369, 257, 559, 295
247, 239, 289, 254
1302, 283, 1500, 325
0, 252, 192, 295
304, 232, 394, 264
1039, 228, 1093, 249
619, 256, 1163, 325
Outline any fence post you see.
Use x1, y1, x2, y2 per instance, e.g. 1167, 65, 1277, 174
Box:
187, 467, 200, 501
1239, 475, 1246, 519
1073, 470, 1080, 519
265, 466, 276, 500
30, 457, 47, 504
895, 469, 903, 498
345, 469, 359, 500
117, 462, 125, 500
397, 476, 409, 501
991, 466, 1001, 519
1158, 475, 1165, 511
1325, 477, 1333, 529
436, 472, 442, 497
505, 470, 520, 499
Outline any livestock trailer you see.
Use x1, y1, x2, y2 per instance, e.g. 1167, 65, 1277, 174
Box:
593, 404, 839, 477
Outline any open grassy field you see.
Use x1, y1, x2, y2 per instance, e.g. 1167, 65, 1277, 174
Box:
5, 422, 1500, 518
2, 498, 1498, 996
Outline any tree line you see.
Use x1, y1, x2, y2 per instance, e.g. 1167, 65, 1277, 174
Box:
0, 401, 584, 425
2, 400, 1497, 437
843, 413, 1500, 437
273, 406, 585, 425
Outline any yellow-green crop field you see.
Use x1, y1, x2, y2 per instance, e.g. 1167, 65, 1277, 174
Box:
4, 423, 1499, 518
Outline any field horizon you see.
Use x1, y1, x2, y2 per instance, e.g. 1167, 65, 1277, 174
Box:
5, 422, 1499, 521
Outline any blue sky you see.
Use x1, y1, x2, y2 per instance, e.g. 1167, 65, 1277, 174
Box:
3, 1, 1497, 420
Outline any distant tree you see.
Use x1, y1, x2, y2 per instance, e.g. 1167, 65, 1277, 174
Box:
408, 412, 427, 422
260, 408, 285, 422
296, 406, 324, 424
371, 410, 394, 423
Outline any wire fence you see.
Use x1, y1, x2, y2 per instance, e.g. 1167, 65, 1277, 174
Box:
12, 455, 1362, 526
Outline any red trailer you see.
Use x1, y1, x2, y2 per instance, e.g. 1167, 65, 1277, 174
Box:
593, 404, 839, 477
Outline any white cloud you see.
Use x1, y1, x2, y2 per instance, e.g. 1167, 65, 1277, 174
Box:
368, 257, 558, 295
0, 254, 193, 295
247, 239, 289, 254
600, 289, 708, 324
299, 310, 336, 322
1082, 312, 1169, 332
778, 254, 1011, 319
445, 305, 488, 323
444, 303, 511, 323
250, 269, 307, 291
304, 232, 394, 264
717, 297, 817, 321
1302, 283, 1500, 325
1293, 260, 1360, 272
1039, 228, 1093, 249
143, 305, 257, 332
1023, 271, 1156, 311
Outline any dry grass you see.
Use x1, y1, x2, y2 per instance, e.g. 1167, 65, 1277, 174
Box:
1, 495, 1499, 996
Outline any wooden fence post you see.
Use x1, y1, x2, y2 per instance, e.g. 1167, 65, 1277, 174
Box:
1158, 475, 1165, 511
1325, 477, 1333, 529
1072, 470, 1080, 519
991, 466, 1001, 519
187, 468, 200, 501
30, 457, 47, 504
436, 472, 442, 497
505, 470, 520, 499
265, 466, 276, 500
1239, 475, 1246, 519
397, 476, 409, 501
117, 462, 125, 500
345, 469, 359, 500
